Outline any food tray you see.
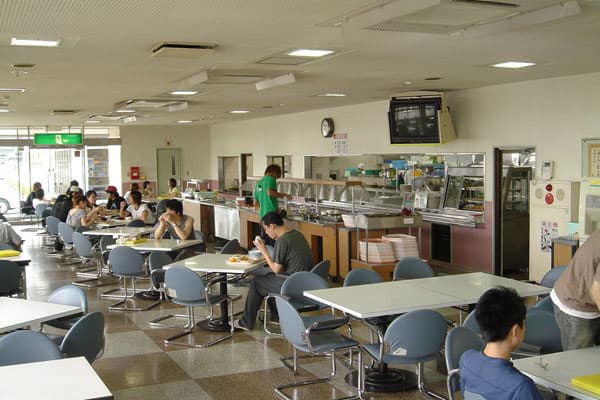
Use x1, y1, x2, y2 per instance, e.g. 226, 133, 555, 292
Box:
225, 257, 263, 266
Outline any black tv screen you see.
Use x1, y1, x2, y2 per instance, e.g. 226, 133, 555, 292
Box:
388, 97, 442, 144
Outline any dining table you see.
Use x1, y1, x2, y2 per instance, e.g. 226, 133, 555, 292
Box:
83, 226, 154, 238
0, 297, 81, 333
107, 238, 204, 252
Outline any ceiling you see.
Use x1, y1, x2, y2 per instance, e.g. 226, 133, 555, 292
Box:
1, 0, 600, 127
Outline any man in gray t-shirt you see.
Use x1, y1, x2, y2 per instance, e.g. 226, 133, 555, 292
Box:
236, 212, 314, 330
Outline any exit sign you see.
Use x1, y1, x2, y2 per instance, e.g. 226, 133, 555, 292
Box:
34, 133, 83, 145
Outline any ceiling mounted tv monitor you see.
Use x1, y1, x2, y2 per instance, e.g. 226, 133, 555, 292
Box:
388, 95, 455, 145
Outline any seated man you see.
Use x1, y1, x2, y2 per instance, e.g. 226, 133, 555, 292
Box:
105, 185, 125, 211
234, 211, 314, 331
153, 199, 195, 259
0, 221, 23, 251
460, 286, 542, 400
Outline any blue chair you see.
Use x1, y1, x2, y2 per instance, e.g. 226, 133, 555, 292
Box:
161, 265, 233, 348
35, 203, 49, 226
57, 222, 79, 266
0, 330, 61, 366
156, 199, 169, 216
393, 257, 434, 280
310, 259, 330, 282
445, 327, 484, 400
263, 271, 330, 336
343, 268, 384, 287
42, 284, 88, 331
45, 215, 61, 247
274, 296, 363, 400
463, 309, 481, 335
126, 219, 145, 227
540, 265, 566, 288
193, 230, 206, 253
520, 309, 562, 355
219, 238, 239, 254
55, 312, 105, 363
106, 246, 160, 311
0, 260, 23, 297
72, 231, 110, 288
363, 309, 447, 399
532, 296, 554, 314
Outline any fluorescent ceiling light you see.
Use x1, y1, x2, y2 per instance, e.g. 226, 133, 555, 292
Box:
11, 37, 60, 47
230, 110, 249, 114
169, 91, 198, 96
84, 120, 100, 123
122, 116, 137, 123
115, 109, 135, 113
0, 109, 10, 113
177, 120, 193, 123
491, 61, 536, 69
255, 73, 296, 91
287, 49, 334, 57
317, 93, 347, 97
0, 88, 25, 93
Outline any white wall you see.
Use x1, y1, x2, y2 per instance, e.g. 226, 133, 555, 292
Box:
209, 71, 600, 201
120, 125, 211, 182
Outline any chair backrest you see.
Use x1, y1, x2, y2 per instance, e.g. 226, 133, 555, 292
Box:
0, 242, 16, 250
156, 199, 169, 215
464, 391, 487, 400
220, 239, 240, 254
280, 271, 329, 308
310, 260, 330, 281
275, 296, 309, 348
35, 203, 49, 218
46, 216, 61, 235
126, 219, 145, 227
149, 251, 173, 271
100, 235, 116, 252
58, 222, 74, 244
523, 309, 562, 354
384, 309, 447, 361
445, 327, 484, 398
164, 266, 206, 302
540, 265, 566, 288
393, 257, 434, 280
76, 226, 91, 233
72, 231, 94, 258
108, 246, 145, 276
532, 296, 554, 314
59, 312, 105, 363
47, 284, 88, 313
463, 309, 481, 335
193, 230, 207, 252
343, 268, 384, 287
0, 330, 61, 366
0, 260, 22, 294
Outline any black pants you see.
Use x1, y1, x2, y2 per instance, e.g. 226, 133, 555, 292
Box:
240, 273, 286, 329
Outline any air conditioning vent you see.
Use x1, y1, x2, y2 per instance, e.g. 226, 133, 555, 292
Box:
453, 0, 519, 8
88, 114, 123, 121
11, 63, 36, 69
51, 109, 78, 115
151, 43, 216, 58
124, 99, 187, 109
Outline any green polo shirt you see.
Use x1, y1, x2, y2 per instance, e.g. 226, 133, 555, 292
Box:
254, 175, 278, 219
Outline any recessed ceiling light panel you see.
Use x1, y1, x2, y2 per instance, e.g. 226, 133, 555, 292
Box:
230, 110, 250, 114
11, 37, 60, 47
317, 93, 347, 97
177, 120, 193, 123
287, 49, 334, 57
169, 91, 198, 96
0, 109, 11, 113
115, 109, 135, 113
84, 120, 100, 123
491, 61, 536, 69
0, 88, 25, 93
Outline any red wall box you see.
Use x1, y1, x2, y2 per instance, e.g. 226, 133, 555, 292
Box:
130, 166, 140, 180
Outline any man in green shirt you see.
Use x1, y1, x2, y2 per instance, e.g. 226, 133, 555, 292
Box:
254, 164, 290, 245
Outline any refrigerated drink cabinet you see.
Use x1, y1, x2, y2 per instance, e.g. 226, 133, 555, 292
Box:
529, 180, 580, 282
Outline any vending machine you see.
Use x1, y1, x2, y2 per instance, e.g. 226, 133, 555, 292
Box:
529, 180, 580, 282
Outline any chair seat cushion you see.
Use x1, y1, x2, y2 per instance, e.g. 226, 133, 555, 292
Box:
289, 298, 319, 313
171, 293, 227, 307
294, 331, 358, 354
363, 343, 440, 365
43, 313, 84, 331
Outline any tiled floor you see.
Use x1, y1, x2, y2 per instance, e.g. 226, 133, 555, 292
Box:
16, 225, 456, 400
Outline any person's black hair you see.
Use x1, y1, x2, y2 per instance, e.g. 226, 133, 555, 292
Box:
165, 199, 182, 215
70, 180, 79, 187
264, 164, 282, 177
475, 286, 526, 343
261, 211, 284, 226
130, 190, 142, 205
142, 180, 151, 189
85, 190, 97, 198
34, 188, 44, 199
169, 178, 177, 188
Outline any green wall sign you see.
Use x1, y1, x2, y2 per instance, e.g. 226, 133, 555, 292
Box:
34, 133, 83, 145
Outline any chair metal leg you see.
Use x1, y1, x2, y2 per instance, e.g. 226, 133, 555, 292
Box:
416, 362, 446, 400
150, 303, 212, 328
108, 277, 160, 311
73, 258, 119, 288
164, 299, 234, 348
263, 296, 283, 336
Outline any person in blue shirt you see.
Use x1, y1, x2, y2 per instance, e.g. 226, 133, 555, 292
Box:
460, 286, 542, 400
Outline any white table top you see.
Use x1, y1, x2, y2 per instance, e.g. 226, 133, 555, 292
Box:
83, 226, 154, 237
0, 297, 81, 333
514, 346, 600, 400
0, 357, 113, 400
409, 272, 551, 303
95, 219, 128, 228
108, 239, 204, 252
304, 272, 550, 319
0, 254, 31, 265
164, 253, 266, 274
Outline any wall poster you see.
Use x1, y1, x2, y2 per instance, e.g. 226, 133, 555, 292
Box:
540, 220, 559, 252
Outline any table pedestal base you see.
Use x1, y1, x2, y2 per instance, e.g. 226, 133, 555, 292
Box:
196, 318, 230, 332
135, 290, 161, 301
345, 367, 417, 393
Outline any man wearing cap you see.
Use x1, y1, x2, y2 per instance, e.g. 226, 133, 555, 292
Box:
105, 186, 125, 211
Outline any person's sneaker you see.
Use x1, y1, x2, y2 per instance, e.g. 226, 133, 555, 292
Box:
233, 319, 251, 332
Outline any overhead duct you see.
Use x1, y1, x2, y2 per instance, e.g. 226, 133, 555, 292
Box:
255, 73, 296, 91
151, 43, 216, 58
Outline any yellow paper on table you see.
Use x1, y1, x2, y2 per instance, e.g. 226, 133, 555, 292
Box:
0, 249, 21, 258
124, 238, 148, 245
572, 373, 600, 394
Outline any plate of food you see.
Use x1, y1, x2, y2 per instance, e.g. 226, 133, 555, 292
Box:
225, 254, 263, 266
